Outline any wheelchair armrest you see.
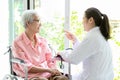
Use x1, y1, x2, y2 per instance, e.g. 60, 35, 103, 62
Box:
11, 58, 26, 65
11, 58, 28, 80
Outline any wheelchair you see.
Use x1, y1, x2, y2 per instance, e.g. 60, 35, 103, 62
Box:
3, 46, 28, 80
3, 46, 72, 80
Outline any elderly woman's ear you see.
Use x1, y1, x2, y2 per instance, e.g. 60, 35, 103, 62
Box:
26, 22, 31, 27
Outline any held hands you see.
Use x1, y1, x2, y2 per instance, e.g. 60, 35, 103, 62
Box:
50, 69, 62, 76
64, 30, 77, 44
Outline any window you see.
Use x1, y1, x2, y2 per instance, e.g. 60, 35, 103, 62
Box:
35, 0, 65, 51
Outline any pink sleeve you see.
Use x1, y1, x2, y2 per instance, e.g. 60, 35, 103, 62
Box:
46, 52, 56, 68
42, 40, 56, 68
12, 41, 33, 73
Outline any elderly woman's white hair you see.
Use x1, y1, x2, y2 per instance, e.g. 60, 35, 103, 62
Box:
21, 10, 39, 28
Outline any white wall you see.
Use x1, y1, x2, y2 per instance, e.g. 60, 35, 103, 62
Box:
0, 0, 10, 79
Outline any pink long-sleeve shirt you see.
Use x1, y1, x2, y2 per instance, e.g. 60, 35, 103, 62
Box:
12, 32, 56, 79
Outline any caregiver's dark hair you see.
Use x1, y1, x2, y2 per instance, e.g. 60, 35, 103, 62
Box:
85, 7, 111, 40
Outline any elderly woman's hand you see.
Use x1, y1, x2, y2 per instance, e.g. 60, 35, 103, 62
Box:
49, 69, 62, 76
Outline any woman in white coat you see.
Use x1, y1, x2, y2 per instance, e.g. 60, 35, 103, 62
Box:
58, 7, 114, 80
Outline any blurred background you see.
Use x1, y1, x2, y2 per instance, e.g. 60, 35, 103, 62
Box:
0, 0, 120, 80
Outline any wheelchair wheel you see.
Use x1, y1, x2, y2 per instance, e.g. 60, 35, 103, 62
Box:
3, 74, 18, 80
12, 76, 18, 80
3, 74, 13, 80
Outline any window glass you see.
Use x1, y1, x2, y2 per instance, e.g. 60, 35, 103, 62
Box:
35, 0, 65, 52
14, 0, 25, 37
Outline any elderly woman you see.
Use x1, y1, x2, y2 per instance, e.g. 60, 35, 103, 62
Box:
12, 10, 68, 80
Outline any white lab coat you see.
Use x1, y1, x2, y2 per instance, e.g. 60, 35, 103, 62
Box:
60, 27, 114, 80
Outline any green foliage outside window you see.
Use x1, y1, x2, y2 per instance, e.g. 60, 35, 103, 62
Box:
111, 24, 120, 80
40, 18, 65, 51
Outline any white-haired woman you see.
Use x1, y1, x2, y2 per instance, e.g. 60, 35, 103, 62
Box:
12, 10, 68, 80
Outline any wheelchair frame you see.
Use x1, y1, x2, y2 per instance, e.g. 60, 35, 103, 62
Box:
3, 46, 72, 80
3, 46, 28, 80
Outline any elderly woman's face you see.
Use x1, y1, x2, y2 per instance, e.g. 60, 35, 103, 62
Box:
28, 15, 41, 33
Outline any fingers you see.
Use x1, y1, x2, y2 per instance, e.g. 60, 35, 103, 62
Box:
54, 69, 62, 76
64, 29, 77, 43
64, 30, 71, 34
64, 29, 68, 33
64, 30, 74, 37
50, 69, 61, 76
